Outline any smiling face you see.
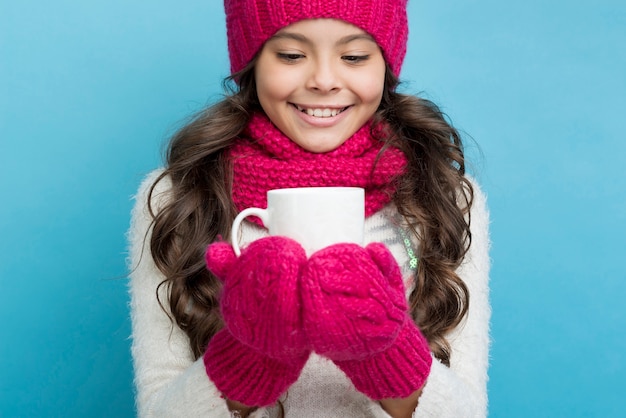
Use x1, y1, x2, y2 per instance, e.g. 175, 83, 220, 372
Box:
254, 19, 386, 153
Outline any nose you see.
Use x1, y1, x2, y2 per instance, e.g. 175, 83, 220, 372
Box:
306, 58, 341, 93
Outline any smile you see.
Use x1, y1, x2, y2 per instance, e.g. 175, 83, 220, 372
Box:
294, 104, 349, 118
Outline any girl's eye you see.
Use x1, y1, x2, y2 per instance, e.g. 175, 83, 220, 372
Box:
342, 55, 370, 63
277, 53, 305, 62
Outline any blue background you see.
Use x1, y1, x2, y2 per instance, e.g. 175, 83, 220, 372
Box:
1, 1, 624, 417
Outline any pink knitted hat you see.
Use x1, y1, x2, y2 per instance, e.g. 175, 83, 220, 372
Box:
224, 0, 409, 76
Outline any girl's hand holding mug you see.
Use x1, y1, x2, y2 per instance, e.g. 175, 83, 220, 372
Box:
203, 237, 310, 407
301, 242, 433, 400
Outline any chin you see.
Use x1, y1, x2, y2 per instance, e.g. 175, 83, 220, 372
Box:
301, 135, 349, 153
303, 142, 343, 154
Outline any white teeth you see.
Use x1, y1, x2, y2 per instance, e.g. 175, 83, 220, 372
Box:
296, 105, 344, 118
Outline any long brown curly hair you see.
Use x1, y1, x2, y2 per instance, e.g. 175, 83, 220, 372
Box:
147, 60, 472, 366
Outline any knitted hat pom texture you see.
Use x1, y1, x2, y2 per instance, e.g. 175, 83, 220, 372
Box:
224, 0, 409, 76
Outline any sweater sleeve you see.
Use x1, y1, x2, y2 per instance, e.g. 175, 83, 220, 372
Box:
413, 179, 492, 417
127, 170, 269, 418
359, 180, 491, 418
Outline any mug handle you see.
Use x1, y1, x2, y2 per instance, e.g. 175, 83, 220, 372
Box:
231, 207, 268, 256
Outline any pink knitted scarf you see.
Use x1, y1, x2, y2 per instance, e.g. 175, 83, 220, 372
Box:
230, 113, 407, 220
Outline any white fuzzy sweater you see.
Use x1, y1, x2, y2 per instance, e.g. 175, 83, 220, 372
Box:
128, 170, 491, 417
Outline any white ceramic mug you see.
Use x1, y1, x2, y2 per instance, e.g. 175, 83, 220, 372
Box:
231, 187, 365, 256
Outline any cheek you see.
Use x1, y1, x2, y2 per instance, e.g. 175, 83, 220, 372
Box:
257, 76, 283, 102
355, 69, 386, 105
359, 79, 385, 106
256, 67, 299, 103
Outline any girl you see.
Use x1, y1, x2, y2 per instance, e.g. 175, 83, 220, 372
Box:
128, 1, 491, 417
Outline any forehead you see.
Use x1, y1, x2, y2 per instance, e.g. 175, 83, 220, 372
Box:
269, 18, 377, 44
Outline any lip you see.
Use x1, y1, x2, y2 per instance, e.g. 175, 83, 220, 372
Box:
290, 103, 352, 127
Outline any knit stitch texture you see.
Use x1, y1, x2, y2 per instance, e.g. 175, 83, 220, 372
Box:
204, 236, 310, 406
205, 236, 308, 358
204, 329, 309, 407
334, 319, 432, 400
224, 0, 409, 75
301, 243, 407, 360
301, 242, 432, 399
230, 113, 407, 223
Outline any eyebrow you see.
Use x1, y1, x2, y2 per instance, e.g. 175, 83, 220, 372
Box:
270, 32, 376, 46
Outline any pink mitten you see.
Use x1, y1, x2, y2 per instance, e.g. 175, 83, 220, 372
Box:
204, 237, 310, 406
204, 329, 308, 407
206, 236, 308, 357
302, 242, 432, 399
